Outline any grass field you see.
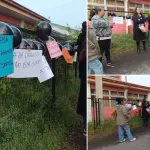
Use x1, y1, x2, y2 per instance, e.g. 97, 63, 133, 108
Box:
0, 62, 80, 150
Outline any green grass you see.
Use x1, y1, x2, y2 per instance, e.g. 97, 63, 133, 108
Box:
111, 34, 136, 55
88, 117, 150, 137
111, 33, 149, 55
0, 60, 79, 150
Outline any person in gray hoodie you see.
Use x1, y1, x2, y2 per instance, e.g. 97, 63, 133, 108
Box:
116, 98, 136, 143
91, 7, 115, 67
88, 21, 103, 75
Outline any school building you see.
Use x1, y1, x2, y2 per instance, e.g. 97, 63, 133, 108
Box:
88, 0, 150, 34
0, 0, 73, 42
88, 76, 150, 121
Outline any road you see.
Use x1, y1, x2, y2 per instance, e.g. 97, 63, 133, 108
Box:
89, 128, 150, 150
104, 50, 150, 74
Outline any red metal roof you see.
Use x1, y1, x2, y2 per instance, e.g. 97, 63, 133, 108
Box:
2, 0, 49, 21
88, 76, 150, 91
129, 0, 150, 5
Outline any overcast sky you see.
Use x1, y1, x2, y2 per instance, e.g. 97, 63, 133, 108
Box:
14, 0, 86, 29
122, 75, 150, 87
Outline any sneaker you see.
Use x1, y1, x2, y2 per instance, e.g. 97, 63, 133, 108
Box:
107, 63, 115, 67
119, 139, 126, 143
130, 138, 136, 142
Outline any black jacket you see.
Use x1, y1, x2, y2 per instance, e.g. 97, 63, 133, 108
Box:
132, 14, 146, 41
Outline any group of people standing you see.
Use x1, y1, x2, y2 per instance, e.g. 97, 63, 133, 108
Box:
114, 97, 150, 143
88, 6, 150, 74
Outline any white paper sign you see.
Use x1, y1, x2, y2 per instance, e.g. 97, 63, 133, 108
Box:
113, 17, 124, 24
38, 56, 54, 83
132, 105, 137, 110
8, 49, 42, 78
126, 19, 132, 26
73, 52, 78, 62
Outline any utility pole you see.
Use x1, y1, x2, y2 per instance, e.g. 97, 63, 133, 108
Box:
95, 76, 104, 123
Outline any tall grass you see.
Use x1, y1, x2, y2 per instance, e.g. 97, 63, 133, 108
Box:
0, 59, 79, 150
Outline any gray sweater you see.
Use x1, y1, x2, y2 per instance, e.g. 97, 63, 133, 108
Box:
91, 15, 112, 38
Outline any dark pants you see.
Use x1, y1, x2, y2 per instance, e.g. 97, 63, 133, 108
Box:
143, 117, 149, 127
83, 115, 86, 131
98, 39, 111, 63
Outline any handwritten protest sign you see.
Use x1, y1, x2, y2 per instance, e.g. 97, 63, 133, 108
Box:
8, 49, 42, 78
113, 17, 124, 24
46, 41, 62, 59
38, 56, 54, 83
0, 35, 14, 77
62, 48, 73, 64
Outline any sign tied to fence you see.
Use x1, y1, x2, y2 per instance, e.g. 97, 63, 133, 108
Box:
0, 35, 14, 77
62, 48, 73, 64
8, 49, 43, 78
38, 56, 54, 83
46, 41, 62, 59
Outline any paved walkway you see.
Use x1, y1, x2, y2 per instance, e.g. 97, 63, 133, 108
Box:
104, 49, 150, 74
89, 127, 150, 150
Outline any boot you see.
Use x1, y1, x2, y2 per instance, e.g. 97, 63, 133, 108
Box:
143, 41, 147, 52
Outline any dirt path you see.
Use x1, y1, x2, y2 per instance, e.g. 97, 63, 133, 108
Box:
104, 49, 150, 74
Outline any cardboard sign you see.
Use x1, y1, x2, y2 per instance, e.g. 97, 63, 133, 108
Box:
126, 19, 132, 26
38, 56, 54, 83
46, 41, 62, 59
113, 17, 124, 24
62, 48, 73, 64
0, 35, 14, 77
8, 49, 42, 78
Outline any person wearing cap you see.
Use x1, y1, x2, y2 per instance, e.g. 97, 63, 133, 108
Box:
116, 98, 136, 143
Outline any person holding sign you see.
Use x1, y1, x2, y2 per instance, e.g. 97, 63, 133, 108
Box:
116, 98, 136, 143
91, 7, 115, 68
132, 7, 147, 52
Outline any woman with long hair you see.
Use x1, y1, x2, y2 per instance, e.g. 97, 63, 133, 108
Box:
90, 7, 115, 67
132, 7, 147, 52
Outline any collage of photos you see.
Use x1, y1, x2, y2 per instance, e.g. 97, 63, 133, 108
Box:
1, 0, 150, 150
88, 0, 150, 150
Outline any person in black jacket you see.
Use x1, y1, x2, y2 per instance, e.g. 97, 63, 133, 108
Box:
141, 99, 150, 127
132, 7, 147, 52
76, 21, 86, 136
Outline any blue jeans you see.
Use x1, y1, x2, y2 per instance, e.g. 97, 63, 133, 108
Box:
148, 30, 150, 47
118, 125, 134, 141
88, 59, 103, 75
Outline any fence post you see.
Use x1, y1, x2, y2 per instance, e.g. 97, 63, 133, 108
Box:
95, 76, 104, 123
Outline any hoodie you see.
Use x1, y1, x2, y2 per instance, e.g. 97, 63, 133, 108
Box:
91, 15, 112, 39
88, 25, 101, 61
116, 105, 130, 126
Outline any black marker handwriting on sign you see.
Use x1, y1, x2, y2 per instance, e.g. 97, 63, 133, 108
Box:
40, 66, 50, 74
0, 48, 13, 56
0, 61, 13, 68
24, 51, 40, 59
14, 60, 41, 69
0, 36, 8, 43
